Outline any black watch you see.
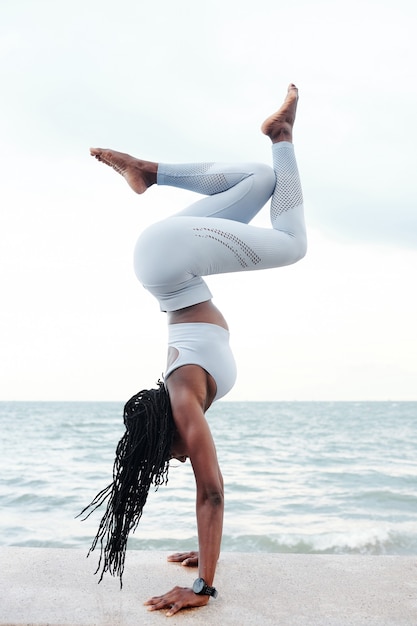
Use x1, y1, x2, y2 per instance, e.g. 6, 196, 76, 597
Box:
192, 577, 218, 599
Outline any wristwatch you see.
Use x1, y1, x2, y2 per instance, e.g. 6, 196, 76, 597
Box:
192, 577, 218, 598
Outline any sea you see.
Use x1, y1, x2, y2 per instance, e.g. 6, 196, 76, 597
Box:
1, 401, 416, 558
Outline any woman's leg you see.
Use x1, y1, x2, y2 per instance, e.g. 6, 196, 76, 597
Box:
90, 148, 275, 225
92, 85, 306, 312
158, 162, 275, 224
134, 142, 306, 311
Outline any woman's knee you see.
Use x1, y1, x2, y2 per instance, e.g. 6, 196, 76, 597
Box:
290, 232, 308, 264
252, 163, 276, 190
246, 163, 276, 206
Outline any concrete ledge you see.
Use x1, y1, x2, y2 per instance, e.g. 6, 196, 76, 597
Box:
1, 547, 416, 625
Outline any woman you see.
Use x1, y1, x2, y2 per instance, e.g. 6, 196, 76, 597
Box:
82, 84, 306, 616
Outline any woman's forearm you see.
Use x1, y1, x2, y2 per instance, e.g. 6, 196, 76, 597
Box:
196, 489, 224, 586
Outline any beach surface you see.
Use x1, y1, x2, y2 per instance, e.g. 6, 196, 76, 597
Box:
1, 548, 416, 625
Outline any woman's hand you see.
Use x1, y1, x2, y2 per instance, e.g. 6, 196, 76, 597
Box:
144, 585, 209, 617
167, 551, 199, 567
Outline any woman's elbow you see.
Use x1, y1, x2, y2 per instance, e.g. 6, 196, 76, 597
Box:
200, 487, 224, 508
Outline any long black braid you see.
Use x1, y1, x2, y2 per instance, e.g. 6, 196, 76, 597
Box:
79, 380, 175, 586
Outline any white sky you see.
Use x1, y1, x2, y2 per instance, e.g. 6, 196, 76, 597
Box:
1, 0, 416, 401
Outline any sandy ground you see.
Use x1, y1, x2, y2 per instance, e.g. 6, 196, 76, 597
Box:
1, 548, 417, 625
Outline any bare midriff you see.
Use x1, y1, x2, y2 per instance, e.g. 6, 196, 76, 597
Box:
168, 300, 229, 330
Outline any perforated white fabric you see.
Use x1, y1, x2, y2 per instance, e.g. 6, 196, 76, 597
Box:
158, 162, 233, 195
270, 142, 304, 221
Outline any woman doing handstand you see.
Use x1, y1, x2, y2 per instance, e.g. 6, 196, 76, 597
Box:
82, 84, 307, 616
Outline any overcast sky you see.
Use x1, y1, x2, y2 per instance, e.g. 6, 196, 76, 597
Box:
1, 0, 416, 401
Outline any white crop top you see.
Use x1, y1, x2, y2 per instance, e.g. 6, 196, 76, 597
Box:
165, 322, 237, 401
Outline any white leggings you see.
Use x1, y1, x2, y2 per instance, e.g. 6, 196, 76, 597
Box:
134, 142, 307, 311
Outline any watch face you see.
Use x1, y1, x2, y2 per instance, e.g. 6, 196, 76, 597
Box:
193, 578, 205, 594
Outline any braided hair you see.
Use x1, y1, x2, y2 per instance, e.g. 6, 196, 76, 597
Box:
79, 380, 175, 586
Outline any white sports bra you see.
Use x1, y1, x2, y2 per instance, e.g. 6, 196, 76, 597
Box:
165, 322, 237, 401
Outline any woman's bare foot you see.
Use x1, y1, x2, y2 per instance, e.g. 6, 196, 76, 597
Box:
90, 148, 158, 194
261, 84, 299, 144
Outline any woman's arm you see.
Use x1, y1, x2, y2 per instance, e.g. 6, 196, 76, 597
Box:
189, 406, 224, 587
144, 365, 222, 616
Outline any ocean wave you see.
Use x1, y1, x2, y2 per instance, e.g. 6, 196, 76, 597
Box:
221, 528, 417, 555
